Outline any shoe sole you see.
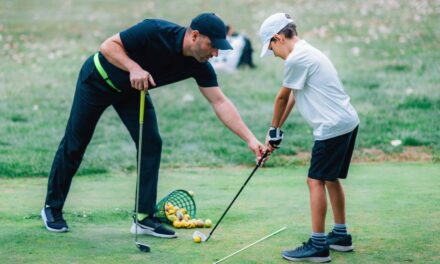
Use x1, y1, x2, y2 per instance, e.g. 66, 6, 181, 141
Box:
282, 255, 331, 263
40, 208, 68, 233
330, 245, 353, 252
130, 223, 177, 238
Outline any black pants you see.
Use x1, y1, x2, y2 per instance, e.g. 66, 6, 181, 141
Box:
45, 56, 161, 214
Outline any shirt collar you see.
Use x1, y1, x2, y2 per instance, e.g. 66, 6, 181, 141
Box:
174, 27, 186, 55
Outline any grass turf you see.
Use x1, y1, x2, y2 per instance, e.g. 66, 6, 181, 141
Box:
1, 163, 439, 263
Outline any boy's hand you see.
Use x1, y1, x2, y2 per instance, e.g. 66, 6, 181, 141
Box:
266, 127, 283, 151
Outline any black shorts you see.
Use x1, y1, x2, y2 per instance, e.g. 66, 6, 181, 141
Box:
308, 126, 358, 181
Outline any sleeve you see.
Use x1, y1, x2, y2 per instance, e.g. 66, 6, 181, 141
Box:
119, 20, 156, 53
282, 58, 309, 90
193, 62, 219, 88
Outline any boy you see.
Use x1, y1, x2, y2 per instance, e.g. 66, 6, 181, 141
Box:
260, 13, 359, 262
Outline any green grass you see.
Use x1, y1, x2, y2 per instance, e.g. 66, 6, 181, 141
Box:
1, 2, 439, 263
1, 164, 439, 263
1, 0, 439, 177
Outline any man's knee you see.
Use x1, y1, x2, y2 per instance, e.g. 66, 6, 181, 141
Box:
142, 132, 162, 154
64, 136, 88, 161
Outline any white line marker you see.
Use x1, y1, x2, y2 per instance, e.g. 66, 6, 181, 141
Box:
213, 226, 287, 264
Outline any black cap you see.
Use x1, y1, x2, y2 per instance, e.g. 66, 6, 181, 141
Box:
190, 13, 233, 50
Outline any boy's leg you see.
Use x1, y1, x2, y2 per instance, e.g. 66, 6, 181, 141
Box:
308, 178, 327, 234
324, 127, 358, 252
325, 181, 354, 252
282, 178, 330, 262
325, 180, 345, 225
325, 179, 353, 251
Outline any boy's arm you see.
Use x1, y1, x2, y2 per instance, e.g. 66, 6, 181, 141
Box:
267, 87, 293, 150
271, 87, 293, 127
279, 90, 296, 127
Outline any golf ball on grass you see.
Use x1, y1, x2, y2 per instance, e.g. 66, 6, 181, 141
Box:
193, 235, 202, 243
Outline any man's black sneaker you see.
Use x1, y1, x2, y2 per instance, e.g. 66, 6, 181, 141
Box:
41, 206, 69, 232
130, 216, 177, 238
282, 239, 331, 263
326, 231, 353, 252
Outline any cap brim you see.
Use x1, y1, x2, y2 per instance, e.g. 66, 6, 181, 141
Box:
212, 39, 233, 50
260, 40, 271, 57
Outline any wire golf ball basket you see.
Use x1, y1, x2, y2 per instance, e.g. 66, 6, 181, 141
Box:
156, 189, 196, 224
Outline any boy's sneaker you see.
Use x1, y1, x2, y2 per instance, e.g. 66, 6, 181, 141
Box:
130, 216, 177, 238
282, 239, 331, 263
326, 231, 353, 252
41, 206, 69, 232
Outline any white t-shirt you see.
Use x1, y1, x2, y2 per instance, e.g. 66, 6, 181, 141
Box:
283, 39, 359, 140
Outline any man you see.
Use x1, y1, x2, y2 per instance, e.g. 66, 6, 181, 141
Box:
260, 13, 359, 262
41, 13, 265, 239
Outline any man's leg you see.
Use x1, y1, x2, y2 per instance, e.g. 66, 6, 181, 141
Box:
45, 82, 109, 208
43, 67, 111, 232
114, 93, 176, 238
114, 94, 161, 215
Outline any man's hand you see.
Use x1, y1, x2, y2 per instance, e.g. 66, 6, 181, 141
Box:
129, 67, 156, 91
247, 138, 269, 165
100, 33, 156, 91
266, 127, 283, 151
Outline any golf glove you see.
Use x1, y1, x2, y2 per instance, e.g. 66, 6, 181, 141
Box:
267, 127, 283, 148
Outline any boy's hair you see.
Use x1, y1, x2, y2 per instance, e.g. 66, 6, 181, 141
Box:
277, 14, 297, 38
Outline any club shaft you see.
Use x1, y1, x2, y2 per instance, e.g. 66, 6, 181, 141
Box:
206, 150, 268, 242
135, 91, 146, 244
213, 226, 287, 264
134, 123, 143, 242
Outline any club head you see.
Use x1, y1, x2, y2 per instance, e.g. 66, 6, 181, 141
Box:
136, 242, 151, 252
193, 230, 208, 242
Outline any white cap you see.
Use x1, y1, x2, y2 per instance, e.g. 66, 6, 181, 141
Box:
259, 13, 294, 57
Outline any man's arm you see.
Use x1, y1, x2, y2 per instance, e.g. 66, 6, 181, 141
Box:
199, 86, 265, 159
99, 33, 155, 90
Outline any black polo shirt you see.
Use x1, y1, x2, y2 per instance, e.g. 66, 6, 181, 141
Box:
98, 19, 218, 91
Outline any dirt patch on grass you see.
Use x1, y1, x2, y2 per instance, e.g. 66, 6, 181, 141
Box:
290, 146, 433, 164
353, 147, 433, 163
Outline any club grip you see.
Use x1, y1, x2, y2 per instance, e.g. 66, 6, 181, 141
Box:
139, 90, 146, 124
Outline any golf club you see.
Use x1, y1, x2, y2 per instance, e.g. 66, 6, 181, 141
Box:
134, 90, 151, 253
193, 150, 269, 242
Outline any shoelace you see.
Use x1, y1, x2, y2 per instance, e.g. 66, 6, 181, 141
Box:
51, 208, 65, 222
150, 216, 162, 224
296, 241, 312, 252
